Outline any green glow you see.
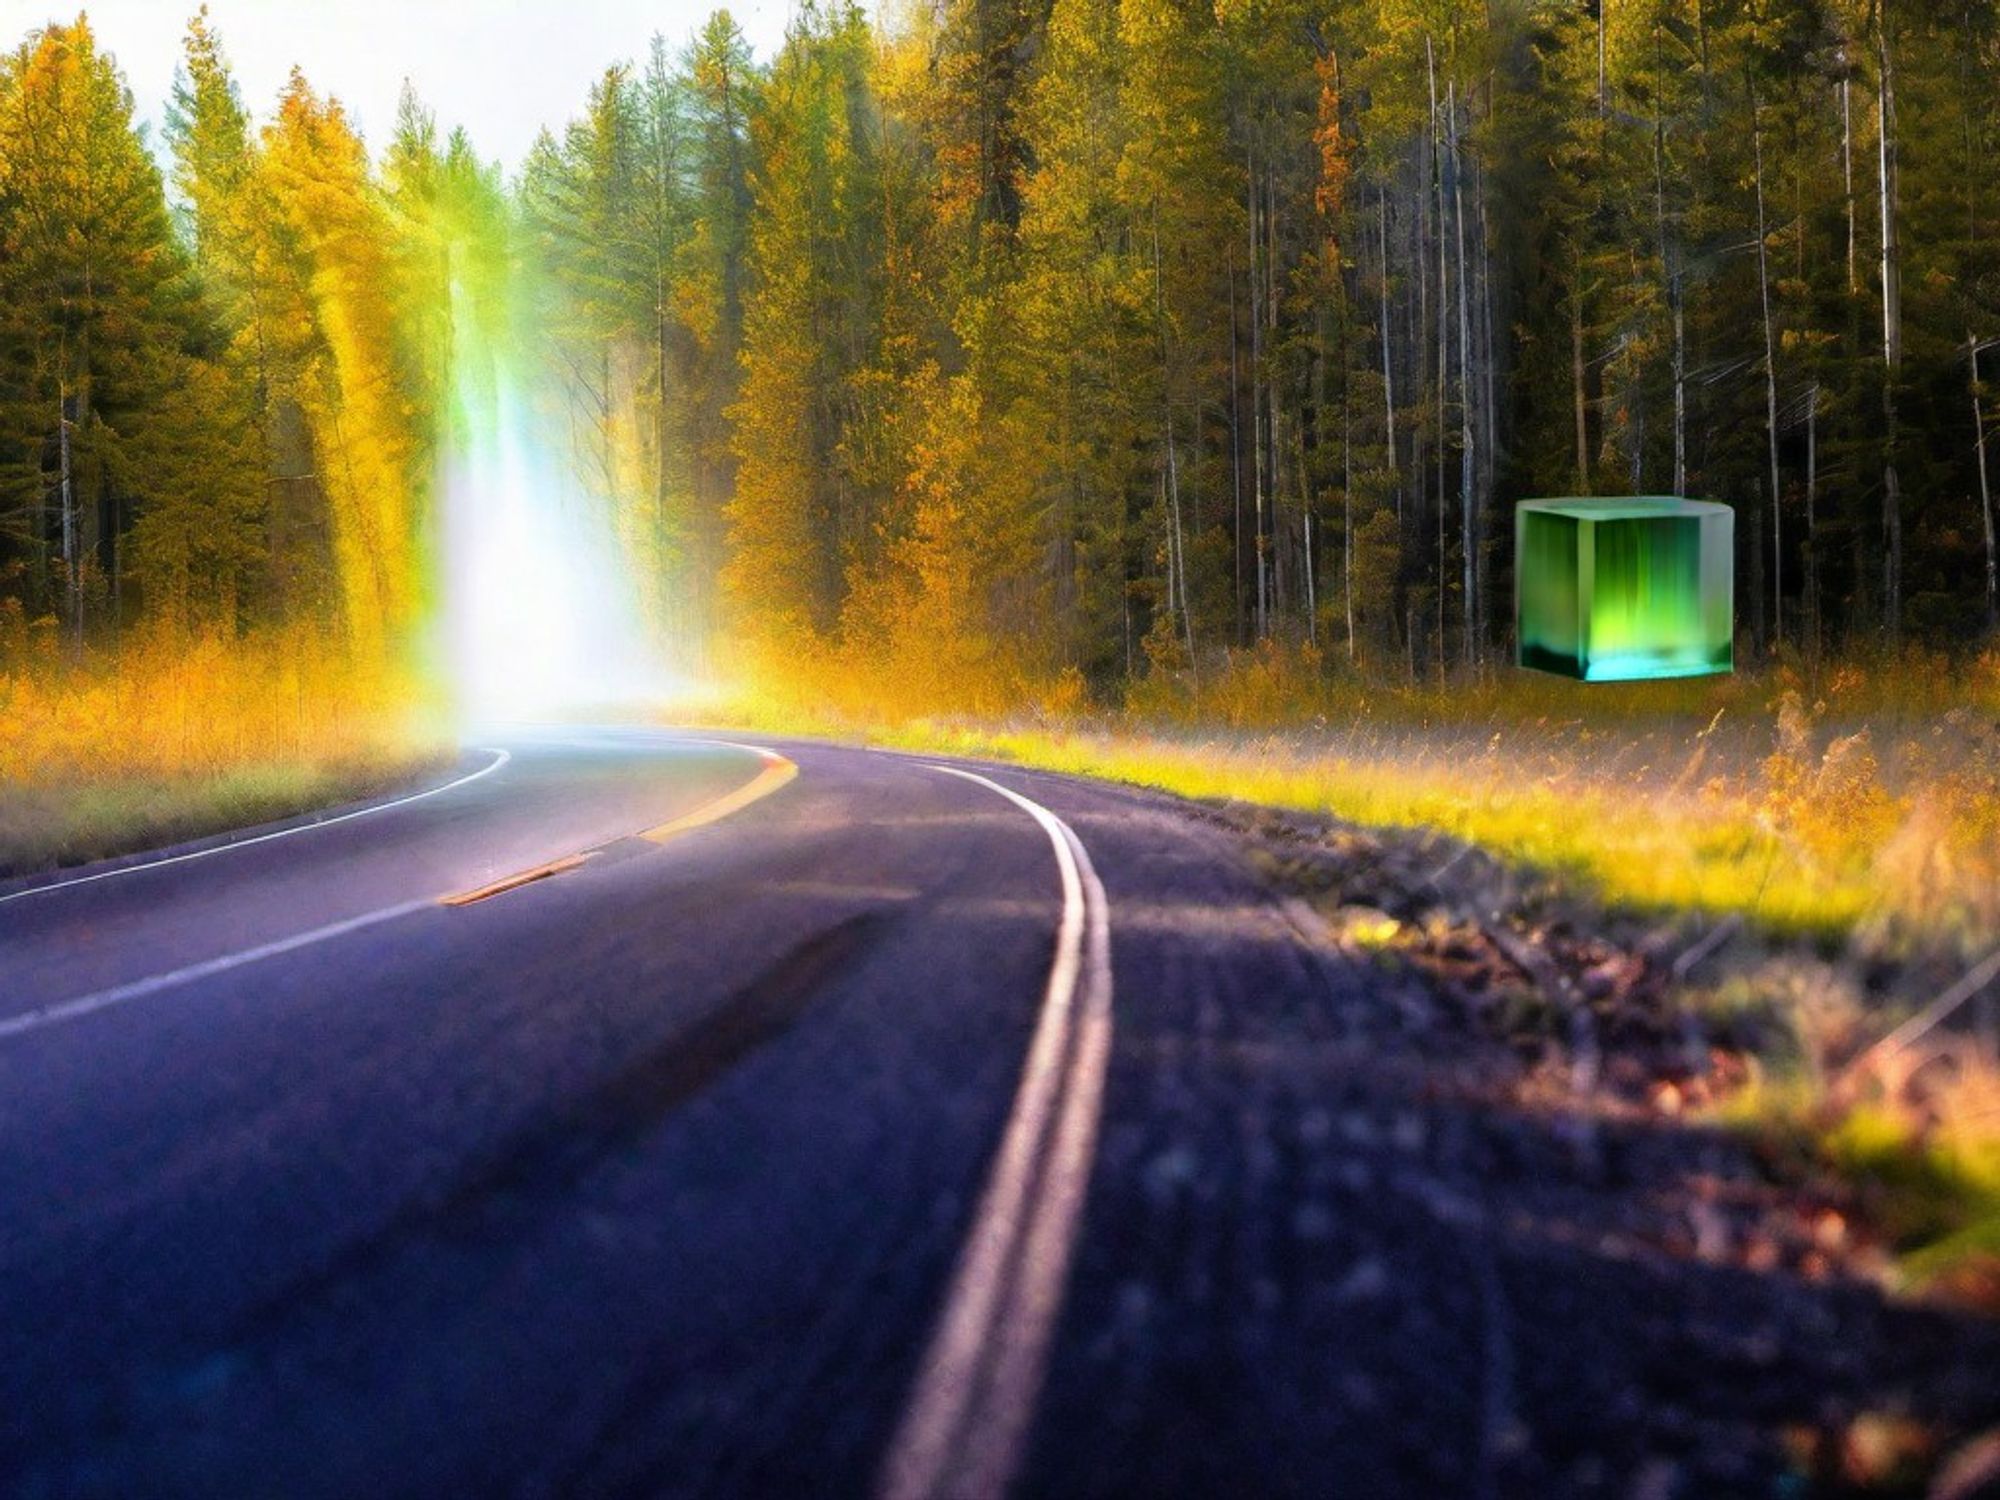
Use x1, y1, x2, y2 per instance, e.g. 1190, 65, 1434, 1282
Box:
1516, 497, 1733, 681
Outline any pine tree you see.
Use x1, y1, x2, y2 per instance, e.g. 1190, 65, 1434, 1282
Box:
0, 16, 187, 644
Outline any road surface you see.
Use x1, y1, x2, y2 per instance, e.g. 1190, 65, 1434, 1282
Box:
2, 729, 1996, 1498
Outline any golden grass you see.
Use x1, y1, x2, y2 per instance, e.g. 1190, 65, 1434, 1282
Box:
0, 625, 450, 875
887, 722, 1875, 929
698, 637, 2000, 955
703, 681, 2000, 954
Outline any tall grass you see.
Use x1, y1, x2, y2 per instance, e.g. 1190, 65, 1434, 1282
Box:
705, 639, 2000, 955
0, 624, 449, 874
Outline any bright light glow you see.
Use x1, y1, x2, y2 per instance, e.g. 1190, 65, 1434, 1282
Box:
441, 282, 668, 723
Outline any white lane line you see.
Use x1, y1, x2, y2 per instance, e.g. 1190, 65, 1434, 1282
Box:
0, 748, 512, 908
0, 899, 434, 1042
879, 766, 1114, 1500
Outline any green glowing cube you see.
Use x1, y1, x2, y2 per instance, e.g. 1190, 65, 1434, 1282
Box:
1516, 497, 1733, 681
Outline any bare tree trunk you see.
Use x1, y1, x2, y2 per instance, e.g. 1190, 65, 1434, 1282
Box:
1229, 252, 1244, 638
1344, 363, 1356, 660
1378, 187, 1398, 505
1653, 29, 1687, 498
1878, 0, 1904, 643
1267, 155, 1285, 628
1248, 147, 1268, 639
1428, 37, 1447, 668
1154, 210, 1197, 678
1476, 150, 1498, 507
58, 381, 79, 653
1413, 149, 1430, 545
1448, 80, 1477, 667
1673, 287, 1687, 496
1572, 291, 1591, 493
1805, 384, 1821, 657
1750, 477, 1767, 652
1751, 82, 1783, 648
1304, 509, 1318, 646
1841, 73, 1858, 298
1974, 335, 1996, 627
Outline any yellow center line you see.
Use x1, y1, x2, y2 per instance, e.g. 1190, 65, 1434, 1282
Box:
640, 752, 799, 844
437, 748, 800, 908
440, 852, 595, 907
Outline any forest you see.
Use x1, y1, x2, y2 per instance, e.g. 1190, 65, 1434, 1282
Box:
0, 0, 1995, 721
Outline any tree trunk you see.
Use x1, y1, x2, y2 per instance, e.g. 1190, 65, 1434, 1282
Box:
1806, 383, 1822, 657
1974, 336, 1996, 627
1669, 276, 1686, 494
1229, 252, 1245, 639
1841, 73, 1858, 298
1304, 509, 1317, 646
1378, 187, 1398, 506
1751, 82, 1783, 648
1476, 148, 1498, 508
1153, 210, 1197, 678
1750, 478, 1767, 654
1654, 33, 1687, 498
1428, 37, 1447, 667
58, 382, 79, 653
1572, 291, 1591, 494
1248, 147, 1268, 639
1878, 0, 1904, 644
1448, 80, 1477, 666
1267, 156, 1285, 627
1344, 358, 1356, 660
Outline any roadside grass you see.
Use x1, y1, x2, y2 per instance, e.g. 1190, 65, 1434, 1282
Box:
709, 661, 2000, 956
878, 722, 1867, 932
0, 757, 449, 877
1721, 1084, 2000, 1302
0, 625, 449, 877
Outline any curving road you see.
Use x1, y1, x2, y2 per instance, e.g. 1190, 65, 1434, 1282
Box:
2, 729, 1996, 1499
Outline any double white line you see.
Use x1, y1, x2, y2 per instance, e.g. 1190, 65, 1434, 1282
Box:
881, 767, 1115, 1500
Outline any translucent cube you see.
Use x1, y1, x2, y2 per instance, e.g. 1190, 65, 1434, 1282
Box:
1516, 497, 1733, 681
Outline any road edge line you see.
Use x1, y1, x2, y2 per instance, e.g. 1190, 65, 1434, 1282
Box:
0, 748, 512, 908
878, 765, 1114, 1500
0, 898, 435, 1042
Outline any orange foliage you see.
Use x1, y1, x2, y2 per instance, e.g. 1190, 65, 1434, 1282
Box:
0, 624, 441, 788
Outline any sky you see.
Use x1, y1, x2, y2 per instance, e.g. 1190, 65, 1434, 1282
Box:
4, 0, 798, 171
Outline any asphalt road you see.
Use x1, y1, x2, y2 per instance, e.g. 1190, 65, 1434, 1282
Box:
2, 729, 1996, 1499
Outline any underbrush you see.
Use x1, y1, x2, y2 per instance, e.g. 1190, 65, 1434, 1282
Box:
0, 625, 448, 875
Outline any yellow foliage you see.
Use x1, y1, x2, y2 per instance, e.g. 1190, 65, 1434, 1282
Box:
258, 74, 425, 662
0, 624, 446, 871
